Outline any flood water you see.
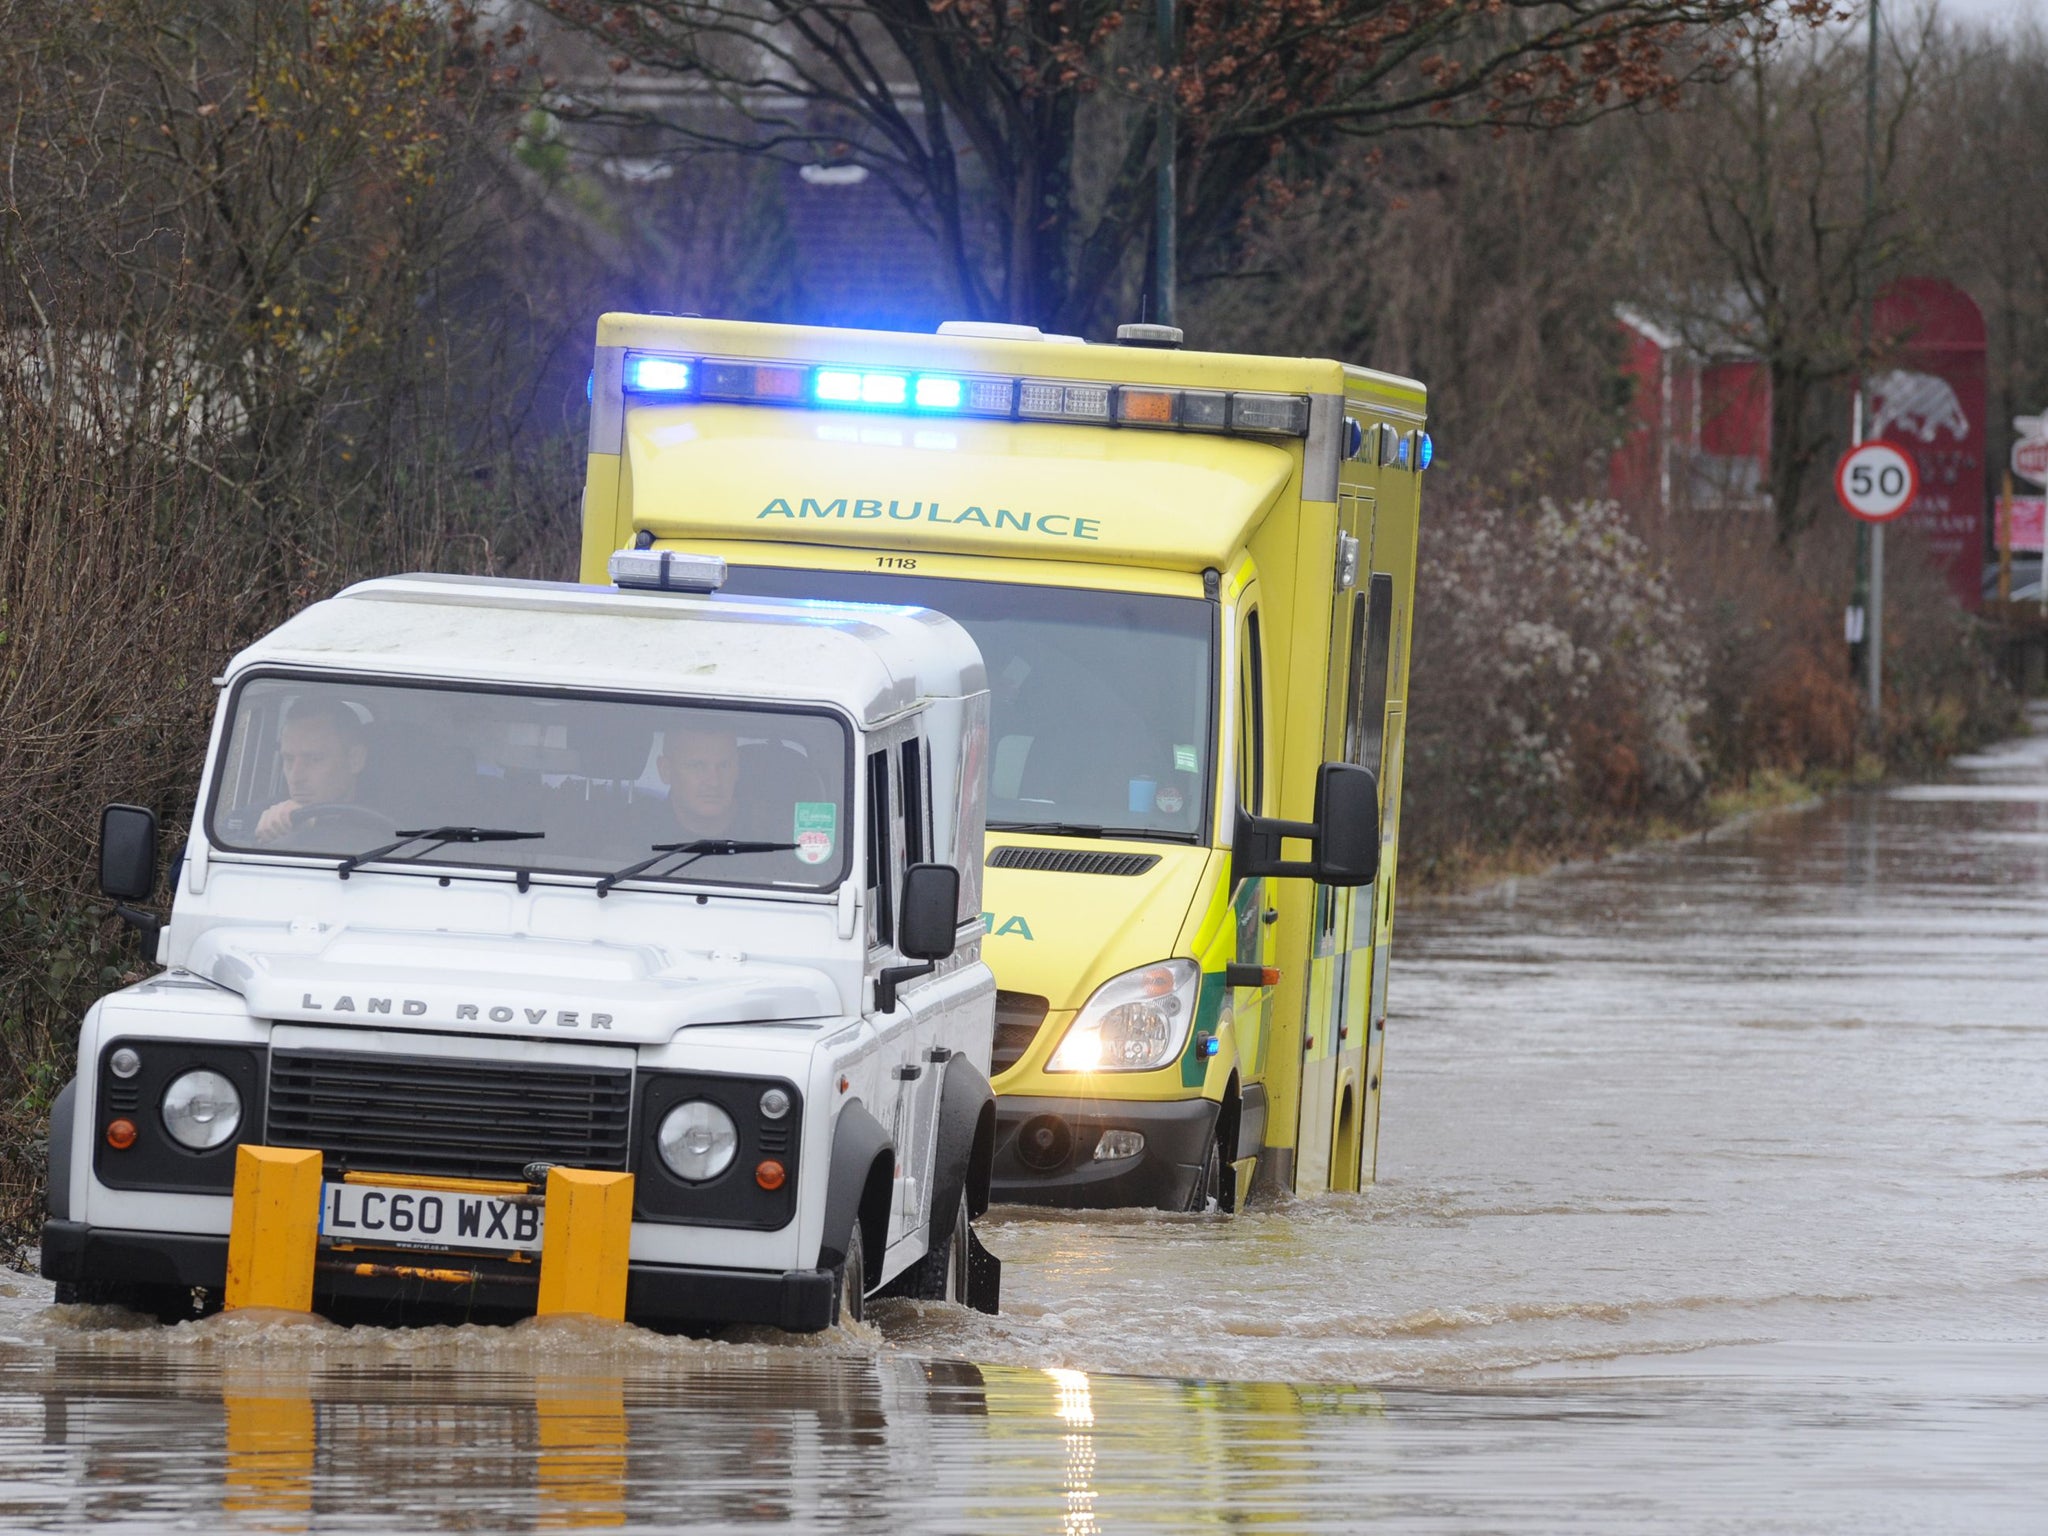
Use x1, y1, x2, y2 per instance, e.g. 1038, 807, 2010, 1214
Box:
5, 708, 2047, 1532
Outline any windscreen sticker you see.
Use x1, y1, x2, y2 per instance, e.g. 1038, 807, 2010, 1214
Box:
1155, 786, 1185, 815
794, 802, 837, 865
1173, 743, 1199, 773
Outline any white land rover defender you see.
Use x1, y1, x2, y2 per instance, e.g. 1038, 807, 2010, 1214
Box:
41, 551, 1001, 1330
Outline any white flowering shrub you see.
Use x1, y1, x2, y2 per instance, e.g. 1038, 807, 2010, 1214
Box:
1404, 499, 1707, 874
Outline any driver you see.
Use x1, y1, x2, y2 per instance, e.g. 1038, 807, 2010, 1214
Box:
255, 699, 369, 844
656, 726, 748, 840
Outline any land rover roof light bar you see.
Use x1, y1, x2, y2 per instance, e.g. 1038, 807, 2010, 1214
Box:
616, 350, 1314, 438
609, 547, 727, 593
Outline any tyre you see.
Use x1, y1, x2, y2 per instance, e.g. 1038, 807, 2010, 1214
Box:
836, 1219, 867, 1326
54, 1278, 193, 1322
1184, 1130, 1222, 1214
912, 1191, 971, 1302
938, 1192, 970, 1303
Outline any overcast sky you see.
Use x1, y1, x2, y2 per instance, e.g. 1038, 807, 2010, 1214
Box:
1917, 0, 2042, 32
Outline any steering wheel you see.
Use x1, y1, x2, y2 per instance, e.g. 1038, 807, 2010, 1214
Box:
290, 802, 399, 840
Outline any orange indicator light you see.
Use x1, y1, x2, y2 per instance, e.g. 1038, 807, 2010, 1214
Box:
106, 1118, 138, 1150
1117, 388, 1176, 424
756, 1160, 787, 1191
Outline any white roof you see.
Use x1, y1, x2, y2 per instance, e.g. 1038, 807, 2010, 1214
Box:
226, 574, 985, 724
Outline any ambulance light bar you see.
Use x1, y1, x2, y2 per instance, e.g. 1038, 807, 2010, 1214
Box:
619, 350, 1312, 437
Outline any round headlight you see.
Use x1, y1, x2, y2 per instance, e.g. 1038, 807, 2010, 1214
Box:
161, 1069, 242, 1151
657, 1100, 738, 1182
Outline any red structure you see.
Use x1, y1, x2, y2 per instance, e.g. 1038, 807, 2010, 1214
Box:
1610, 308, 1772, 517
1862, 277, 1987, 610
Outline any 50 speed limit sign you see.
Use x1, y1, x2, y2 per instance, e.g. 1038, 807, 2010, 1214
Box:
1834, 441, 1918, 523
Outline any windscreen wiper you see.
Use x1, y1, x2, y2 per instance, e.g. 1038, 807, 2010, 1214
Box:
594, 839, 800, 898
987, 820, 1197, 843
337, 827, 544, 880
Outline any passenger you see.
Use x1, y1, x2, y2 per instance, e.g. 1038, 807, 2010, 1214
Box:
255, 699, 369, 844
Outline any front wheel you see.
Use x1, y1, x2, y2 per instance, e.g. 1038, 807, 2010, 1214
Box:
1184, 1131, 1223, 1214
835, 1220, 867, 1326
54, 1279, 195, 1323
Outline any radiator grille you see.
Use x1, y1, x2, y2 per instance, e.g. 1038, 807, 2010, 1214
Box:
266, 1049, 634, 1181
988, 846, 1160, 877
990, 991, 1052, 1077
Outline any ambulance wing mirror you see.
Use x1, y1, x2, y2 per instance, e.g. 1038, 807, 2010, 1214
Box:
1232, 764, 1381, 888
1312, 762, 1381, 888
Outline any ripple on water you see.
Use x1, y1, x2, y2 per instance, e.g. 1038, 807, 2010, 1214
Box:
2, 713, 2046, 1528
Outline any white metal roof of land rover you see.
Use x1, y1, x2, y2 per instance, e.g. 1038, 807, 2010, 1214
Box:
225, 574, 986, 723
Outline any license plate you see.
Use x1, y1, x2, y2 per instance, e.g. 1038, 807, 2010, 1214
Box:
319, 1181, 543, 1255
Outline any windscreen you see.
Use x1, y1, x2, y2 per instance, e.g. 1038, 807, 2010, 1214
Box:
206, 676, 851, 890
721, 570, 1214, 840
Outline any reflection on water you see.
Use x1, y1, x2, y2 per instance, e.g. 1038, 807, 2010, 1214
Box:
0, 1337, 1406, 1533
3, 709, 2046, 1530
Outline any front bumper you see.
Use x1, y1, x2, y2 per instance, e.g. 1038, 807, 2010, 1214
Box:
992, 1095, 1220, 1210
39, 1219, 837, 1334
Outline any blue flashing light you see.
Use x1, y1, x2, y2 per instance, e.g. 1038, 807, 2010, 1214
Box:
813, 368, 864, 404
1418, 431, 1435, 470
862, 372, 908, 406
814, 367, 914, 408
626, 357, 692, 394
586, 371, 594, 402
914, 375, 964, 411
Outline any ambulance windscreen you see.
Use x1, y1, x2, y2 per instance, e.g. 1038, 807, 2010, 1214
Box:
721, 570, 1213, 842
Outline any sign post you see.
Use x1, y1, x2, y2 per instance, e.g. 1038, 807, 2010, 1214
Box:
1836, 438, 1917, 721
2013, 414, 2048, 612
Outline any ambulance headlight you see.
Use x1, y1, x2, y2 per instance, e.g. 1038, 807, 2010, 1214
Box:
657, 1100, 739, 1182
1046, 960, 1201, 1073
161, 1069, 242, 1151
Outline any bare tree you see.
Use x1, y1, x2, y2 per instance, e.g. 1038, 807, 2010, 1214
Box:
1636, 12, 1934, 544
527, 0, 1824, 332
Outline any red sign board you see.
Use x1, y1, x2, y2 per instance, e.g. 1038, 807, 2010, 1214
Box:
1863, 278, 1988, 609
1997, 497, 2047, 553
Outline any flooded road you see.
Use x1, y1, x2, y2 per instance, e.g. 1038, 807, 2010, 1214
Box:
4, 708, 2046, 1531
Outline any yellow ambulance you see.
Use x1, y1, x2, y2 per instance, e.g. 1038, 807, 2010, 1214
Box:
578, 316, 1427, 1209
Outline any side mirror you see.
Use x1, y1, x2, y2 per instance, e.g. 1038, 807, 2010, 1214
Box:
876, 863, 962, 1014
99, 804, 159, 902
1312, 762, 1381, 887
897, 863, 961, 961
1232, 763, 1381, 887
